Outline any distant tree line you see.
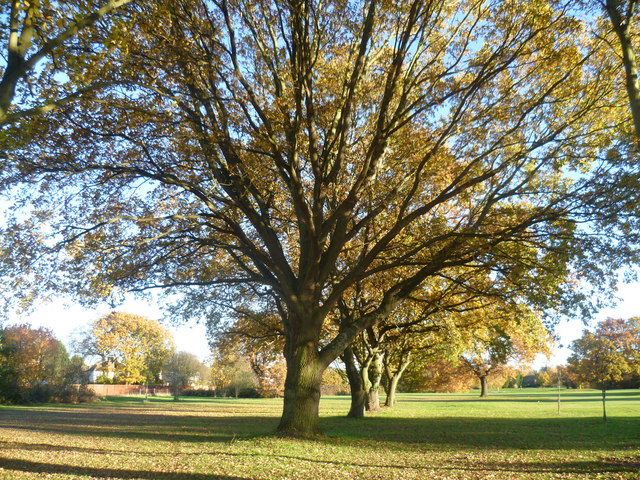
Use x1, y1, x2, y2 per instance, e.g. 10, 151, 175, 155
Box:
397, 317, 640, 397
0, 312, 349, 404
3, 313, 636, 406
212, 309, 640, 407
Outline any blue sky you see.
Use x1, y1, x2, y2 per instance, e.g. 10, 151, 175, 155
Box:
535, 280, 640, 368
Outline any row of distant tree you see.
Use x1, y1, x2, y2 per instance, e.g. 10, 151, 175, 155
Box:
0, 312, 349, 403
72, 311, 347, 399
208, 298, 555, 418
210, 309, 640, 418
398, 317, 640, 396
1, 314, 638, 405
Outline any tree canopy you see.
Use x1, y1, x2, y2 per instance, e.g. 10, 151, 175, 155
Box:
567, 317, 640, 420
163, 351, 208, 399
1, 324, 66, 384
1, 0, 640, 435
0, 324, 79, 403
458, 304, 551, 397
0, 0, 133, 125
75, 312, 175, 385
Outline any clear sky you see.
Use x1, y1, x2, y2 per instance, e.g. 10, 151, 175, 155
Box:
6, 281, 640, 368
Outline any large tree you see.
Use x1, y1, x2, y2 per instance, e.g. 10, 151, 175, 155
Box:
339, 285, 462, 416
338, 267, 538, 415
1, 0, 639, 435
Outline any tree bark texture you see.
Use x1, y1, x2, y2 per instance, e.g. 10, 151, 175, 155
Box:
277, 338, 325, 436
342, 346, 366, 419
385, 375, 400, 407
606, 0, 640, 143
366, 351, 383, 411
480, 376, 489, 398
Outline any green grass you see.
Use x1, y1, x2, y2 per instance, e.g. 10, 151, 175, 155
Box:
0, 388, 638, 479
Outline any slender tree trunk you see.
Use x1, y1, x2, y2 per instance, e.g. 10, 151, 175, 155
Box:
367, 351, 383, 411
0, 13, 28, 125
385, 375, 400, 407
277, 337, 325, 437
360, 358, 373, 411
602, 388, 607, 423
619, 33, 640, 143
342, 346, 366, 419
383, 367, 392, 406
480, 376, 489, 398
384, 351, 410, 408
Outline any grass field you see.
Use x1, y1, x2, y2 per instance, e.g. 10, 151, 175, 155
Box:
0, 388, 638, 479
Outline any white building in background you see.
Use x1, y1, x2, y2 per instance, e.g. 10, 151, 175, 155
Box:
85, 365, 115, 383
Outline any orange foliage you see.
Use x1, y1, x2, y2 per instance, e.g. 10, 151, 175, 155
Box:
256, 359, 287, 398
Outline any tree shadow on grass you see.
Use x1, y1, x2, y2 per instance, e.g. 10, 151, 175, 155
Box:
1, 403, 639, 451
1, 403, 638, 443
1, 408, 638, 479
0, 409, 277, 443
2, 413, 638, 458
0, 457, 248, 479
2, 440, 638, 477
321, 415, 640, 451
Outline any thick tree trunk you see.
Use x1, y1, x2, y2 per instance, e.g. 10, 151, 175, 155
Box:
480, 376, 489, 398
602, 388, 607, 423
277, 338, 324, 437
342, 346, 366, 419
367, 389, 380, 411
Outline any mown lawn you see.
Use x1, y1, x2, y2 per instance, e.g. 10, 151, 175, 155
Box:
0, 388, 638, 479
